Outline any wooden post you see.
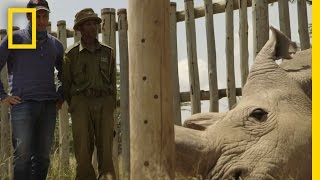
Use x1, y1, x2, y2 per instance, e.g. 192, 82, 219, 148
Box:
74, 31, 81, 43
117, 8, 130, 180
239, 0, 249, 88
0, 35, 1, 157
252, 0, 269, 58
0, 27, 19, 179
0, 29, 3, 151
278, 0, 291, 38
225, 0, 236, 109
297, 0, 310, 50
101, 8, 118, 178
128, 0, 175, 179
184, 0, 201, 114
47, 21, 52, 34
57, 20, 70, 178
57, 20, 67, 49
169, 2, 182, 124
204, 0, 219, 112
0, 28, 10, 180
101, 8, 117, 51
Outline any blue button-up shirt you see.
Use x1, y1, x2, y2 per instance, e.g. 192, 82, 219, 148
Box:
0, 28, 64, 101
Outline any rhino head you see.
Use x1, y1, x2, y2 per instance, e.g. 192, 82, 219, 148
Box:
175, 27, 311, 180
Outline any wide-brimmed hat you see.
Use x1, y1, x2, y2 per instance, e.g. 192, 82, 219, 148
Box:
27, 0, 50, 12
73, 8, 102, 30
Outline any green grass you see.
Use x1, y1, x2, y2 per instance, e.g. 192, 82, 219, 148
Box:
0, 153, 12, 180
0, 151, 77, 180
1, 153, 199, 180
47, 150, 76, 180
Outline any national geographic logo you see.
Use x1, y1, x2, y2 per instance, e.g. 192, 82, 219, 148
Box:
7, 8, 36, 49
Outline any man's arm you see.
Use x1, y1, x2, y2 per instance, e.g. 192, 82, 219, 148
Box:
0, 36, 21, 105
0, 36, 10, 100
62, 53, 72, 105
55, 42, 64, 109
110, 48, 117, 107
55, 43, 64, 99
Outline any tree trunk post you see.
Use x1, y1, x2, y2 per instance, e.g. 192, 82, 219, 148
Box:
128, 0, 175, 178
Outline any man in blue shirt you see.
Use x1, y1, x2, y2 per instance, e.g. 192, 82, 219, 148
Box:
0, 0, 64, 179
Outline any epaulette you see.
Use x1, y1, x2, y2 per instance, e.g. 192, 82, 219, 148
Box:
65, 41, 80, 54
100, 42, 113, 50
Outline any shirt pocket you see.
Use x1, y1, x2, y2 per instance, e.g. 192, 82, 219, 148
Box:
72, 62, 87, 84
100, 60, 111, 84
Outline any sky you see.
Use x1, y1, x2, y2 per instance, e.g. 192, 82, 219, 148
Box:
0, 0, 312, 121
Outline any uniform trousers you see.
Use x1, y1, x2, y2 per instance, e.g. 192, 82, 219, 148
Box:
69, 95, 115, 180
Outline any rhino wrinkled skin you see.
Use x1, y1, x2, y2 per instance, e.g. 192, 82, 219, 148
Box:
175, 27, 311, 180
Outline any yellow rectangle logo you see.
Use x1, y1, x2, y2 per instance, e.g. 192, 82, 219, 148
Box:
8, 8, 36, 49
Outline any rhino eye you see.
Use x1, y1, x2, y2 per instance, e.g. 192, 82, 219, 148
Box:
249, 108, 268, 122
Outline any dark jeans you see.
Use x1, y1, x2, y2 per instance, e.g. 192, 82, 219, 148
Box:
10, 100, 57, 180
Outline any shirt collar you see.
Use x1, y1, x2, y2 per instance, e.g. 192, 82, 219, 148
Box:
79, 39, 102, 52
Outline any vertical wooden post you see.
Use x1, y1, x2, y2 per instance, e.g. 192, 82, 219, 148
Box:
0, 29, 3, 151
297, 0, 310, 50
57, 21, 67, 49
0, 30, 2, 152
239, 0, 249, 88
252, 0, 269, 58
184, 0, 201, 114
225, 0, 236, 109
101, 8, 117, 52
101, 7, 118, 178
117, 8, 130, 180
0, 27, 19, 179
169, 2, 182, 124
128, 0, 175, 179
47, 21, 52, 34
57, 20, 70, 178
278, 0, 291, 39
204, 0, 219, 112
0, 28, 10, 180
74, 31, 81, 43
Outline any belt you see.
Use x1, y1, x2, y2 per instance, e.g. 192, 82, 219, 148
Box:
78, 89, 109, 97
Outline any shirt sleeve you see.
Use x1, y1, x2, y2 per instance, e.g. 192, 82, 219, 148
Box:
0, 36, 10, 100
111, 48, 117, 105
62, 52, 72, 105
55, 42, 64, 101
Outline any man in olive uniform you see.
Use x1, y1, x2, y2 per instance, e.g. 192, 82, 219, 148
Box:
62, 8, 116, 180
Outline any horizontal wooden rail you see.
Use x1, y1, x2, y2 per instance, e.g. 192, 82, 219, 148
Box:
176, 0, 278, 22
49, 24, 117, 38
116, 88, 242, 106
45, 0, 279, 38
180, 88, 242, 103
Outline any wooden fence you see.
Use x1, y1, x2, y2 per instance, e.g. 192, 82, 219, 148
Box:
0, 0, 311, 179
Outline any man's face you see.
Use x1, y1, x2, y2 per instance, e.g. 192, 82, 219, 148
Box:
27, 9, 49, 32
78, 20, 98, 40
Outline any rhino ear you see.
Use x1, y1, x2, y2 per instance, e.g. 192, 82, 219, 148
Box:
183, 112, 227, 130
271, 26, 298, 59
280, 49, 312, 99
258, 26, 298, 60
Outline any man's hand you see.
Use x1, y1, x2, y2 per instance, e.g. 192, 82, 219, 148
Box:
56, 99, 64, 110
2, 96, 21, 106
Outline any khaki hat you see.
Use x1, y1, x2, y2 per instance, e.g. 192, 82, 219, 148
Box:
73, 8, 102, 30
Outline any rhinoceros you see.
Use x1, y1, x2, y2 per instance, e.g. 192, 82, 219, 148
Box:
175, 27, 311, 180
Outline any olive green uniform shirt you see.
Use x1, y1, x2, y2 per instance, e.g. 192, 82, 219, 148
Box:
62, 40, 114, 104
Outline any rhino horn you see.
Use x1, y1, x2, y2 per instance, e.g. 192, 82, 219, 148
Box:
183, 112, 227, 130
175, 125, 215, 177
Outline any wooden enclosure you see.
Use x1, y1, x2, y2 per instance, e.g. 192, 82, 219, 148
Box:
0, 0, 311, 179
